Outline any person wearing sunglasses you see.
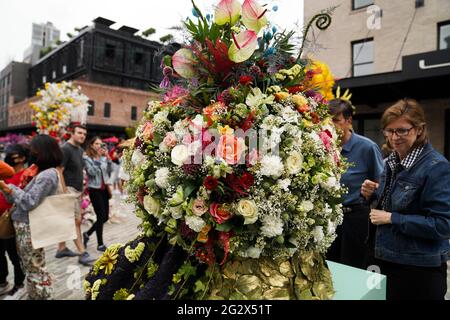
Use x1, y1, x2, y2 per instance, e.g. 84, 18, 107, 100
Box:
361, 98, 450, 300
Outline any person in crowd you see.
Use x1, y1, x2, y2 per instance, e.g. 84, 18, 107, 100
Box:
82, 137, 113, 252
56, 124, 95, 266
0, 135, 63, 300
326, 98, 384, 269
361, 98, 450, 300
0, 145, 29, 300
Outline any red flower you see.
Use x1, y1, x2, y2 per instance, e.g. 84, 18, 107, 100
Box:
210, 203, 232, 224
239, 75, 254, 86
218, 231, 233, 265
204, 176, 219, 190
288, 85, 304, 94
311, 112, 321, 124
240, 172, 254, 190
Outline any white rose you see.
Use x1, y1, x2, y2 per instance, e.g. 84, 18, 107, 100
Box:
171, 145, 189, 166
300, 200, 314, 212
187, 140, 202, 156
237, 199, 259, 225
170, 206, 183, 220
321, 176, 338, 191
313, 226, 325, 244
189, 114, 205, 134
185, 215, 206, 233
327, 220, 337, 235
285, 151, 303, 175
155, 167, 170, 189
143, 196, 160, 217
131, 150, 146, 166
246, 247, 262, 259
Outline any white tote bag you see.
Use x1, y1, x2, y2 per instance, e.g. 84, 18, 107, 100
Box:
28, 168, 78, 249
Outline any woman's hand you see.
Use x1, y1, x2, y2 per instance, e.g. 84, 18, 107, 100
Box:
370, 209, 392, 225
361, 179, 379, 201
0, 180, 12, 194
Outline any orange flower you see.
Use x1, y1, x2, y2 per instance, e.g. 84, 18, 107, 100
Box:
142, 122, 154, 141
197, 224, 212, 243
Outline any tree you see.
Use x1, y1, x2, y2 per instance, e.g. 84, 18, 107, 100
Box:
159, 34, 174, 44
142, 27, 156, 38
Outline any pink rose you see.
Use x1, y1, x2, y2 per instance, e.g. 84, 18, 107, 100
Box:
142, 122, 154, 141
192, 199, 208, 216
163, 132, 178, 148
210, 203, 232, 224
319, 130, 332, 152
216, 135, 245, 165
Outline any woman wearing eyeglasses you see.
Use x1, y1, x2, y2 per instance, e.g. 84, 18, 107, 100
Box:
361, 98, 450, 300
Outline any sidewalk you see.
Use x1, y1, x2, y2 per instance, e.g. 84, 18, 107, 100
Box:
2, 192, 450, 300
2, 192, 141, 300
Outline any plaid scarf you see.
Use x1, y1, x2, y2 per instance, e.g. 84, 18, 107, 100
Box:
380, 145, 424, 210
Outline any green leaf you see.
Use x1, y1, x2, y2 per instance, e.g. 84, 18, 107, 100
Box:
194, 280, 206, 293
215, 221, 233, 232
183, 180, 197, 199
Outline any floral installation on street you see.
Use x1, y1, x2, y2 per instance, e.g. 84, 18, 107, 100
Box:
84, 0, 347, 300
29, 81, 90, 137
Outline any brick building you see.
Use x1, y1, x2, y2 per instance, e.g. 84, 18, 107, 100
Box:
304, 0, 450, 159
2, 17, 176, 136
8, 80, 159, 136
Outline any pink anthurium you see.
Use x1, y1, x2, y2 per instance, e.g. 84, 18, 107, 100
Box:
172, 48, 198, 79
215, 0, 241, 26
228, 30, 258, 63
242, 0, 268, 33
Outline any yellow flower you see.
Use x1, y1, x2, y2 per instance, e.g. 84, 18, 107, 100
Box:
304, 60, 335, 101
96, 244, 122, 275
218, 125, 234, 135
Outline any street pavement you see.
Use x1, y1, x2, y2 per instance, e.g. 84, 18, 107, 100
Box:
1, 191, 449, 300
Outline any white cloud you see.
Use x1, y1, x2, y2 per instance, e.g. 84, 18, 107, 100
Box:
0, 0, 303, 69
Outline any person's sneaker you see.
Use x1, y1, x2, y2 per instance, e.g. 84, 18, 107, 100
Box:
97, 245, 107, 252
55, 247, 78, 258
78, 252, 95, 266
3, 284, 26, 300
83, 232, 90, 249
0, 282, 10, 296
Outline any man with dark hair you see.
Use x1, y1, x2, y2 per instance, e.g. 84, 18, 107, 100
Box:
326, 98, 384, 269
56, 125, 94, 266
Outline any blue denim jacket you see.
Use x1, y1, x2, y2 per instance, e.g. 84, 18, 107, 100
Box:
373, 143, 450, 267
83, 156, 113, 189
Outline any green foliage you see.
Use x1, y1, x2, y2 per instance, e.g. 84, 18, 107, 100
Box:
160, 34, 174, 43
143, 27, 156, 37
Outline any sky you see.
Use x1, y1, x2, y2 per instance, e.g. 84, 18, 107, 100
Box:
0, 0, 304, 70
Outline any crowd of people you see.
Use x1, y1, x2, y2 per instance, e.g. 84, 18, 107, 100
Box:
0, 125, 129, 300
0, 98, 448, 300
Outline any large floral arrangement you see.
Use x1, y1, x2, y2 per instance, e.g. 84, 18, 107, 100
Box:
30, 81, 90, 137
85, 0, 346, 300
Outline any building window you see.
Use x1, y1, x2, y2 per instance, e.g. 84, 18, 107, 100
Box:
131, 106, 137, 121
105, 44, 116, 59
415, 0, 424, 8
352, 39, 374, 76
438, 21, 450, 50
353, 114, 384, 150
88, 100, 95, 116
62, 65, 67, 74
352, 0, 374, 10
52, 71, 56, 79
104, 102, 111, 118
134, 52, 144, 66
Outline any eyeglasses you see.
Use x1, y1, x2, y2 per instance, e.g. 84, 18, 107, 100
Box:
382, 127, 415, 137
